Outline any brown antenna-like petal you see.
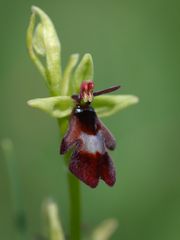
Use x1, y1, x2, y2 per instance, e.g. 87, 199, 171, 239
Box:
93, 85, 120, 97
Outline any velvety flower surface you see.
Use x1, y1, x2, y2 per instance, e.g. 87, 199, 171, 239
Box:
60, 81, 117, 187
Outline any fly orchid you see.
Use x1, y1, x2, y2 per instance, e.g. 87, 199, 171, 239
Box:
27, 6, 139, 188
60, 80, 120, 187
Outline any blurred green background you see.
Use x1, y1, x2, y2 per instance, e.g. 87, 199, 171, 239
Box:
0, 0, 180, 239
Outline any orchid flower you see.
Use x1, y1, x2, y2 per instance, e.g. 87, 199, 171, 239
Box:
26, 5, 138, 239
27, 6, 138, 137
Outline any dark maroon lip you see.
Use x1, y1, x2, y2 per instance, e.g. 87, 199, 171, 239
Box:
69, 151, 116, 188
60, 100, 116, 188
60, 82, 119, 188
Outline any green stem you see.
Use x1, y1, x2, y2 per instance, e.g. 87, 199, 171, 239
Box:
58, 119, 81, 240
68, 170, 81, 240
1, 139, 28, 240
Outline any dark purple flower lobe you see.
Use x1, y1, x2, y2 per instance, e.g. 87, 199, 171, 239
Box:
60, 104, 116, 188
69, 151, 115, 188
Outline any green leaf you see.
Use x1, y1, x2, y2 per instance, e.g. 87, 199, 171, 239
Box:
93, 94, 139, 117
1, 139, 28, 238
74, 53, 94, 93
91, 219, 118, 240
27, 96, 73, 118
42, 199, 65, 240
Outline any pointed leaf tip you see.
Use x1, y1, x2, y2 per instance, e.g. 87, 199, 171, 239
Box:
91, 218, 118, 240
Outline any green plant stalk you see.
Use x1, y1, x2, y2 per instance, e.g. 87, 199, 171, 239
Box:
1, 139, 27, 240
58, 119, 81, 240
67, 171, 81, 240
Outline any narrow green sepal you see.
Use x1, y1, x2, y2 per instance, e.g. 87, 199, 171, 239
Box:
61, 54, 79, 96
93, 94, 139, 117
74, 53, 94, 93
27, 96, 73, 118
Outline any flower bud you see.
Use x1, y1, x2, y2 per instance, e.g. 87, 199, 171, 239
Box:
27, 6, 62, 96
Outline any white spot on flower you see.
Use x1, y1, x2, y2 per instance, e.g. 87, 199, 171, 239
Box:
80, 132, 105, 154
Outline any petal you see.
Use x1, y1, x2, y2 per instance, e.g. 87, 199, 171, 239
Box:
92, 94, 139, 117
27, 96, 72, 118
97, 118, 116, 150
60, 115, 82, 154
69, 151, 100, 188
100, 153, 116, 186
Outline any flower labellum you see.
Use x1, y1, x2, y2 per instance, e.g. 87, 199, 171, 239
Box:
60, 80, 120, 188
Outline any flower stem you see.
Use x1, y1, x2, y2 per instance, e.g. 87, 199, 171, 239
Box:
68, 172, 81, 240
58, 119, 81, 240
1, 139, 28, 240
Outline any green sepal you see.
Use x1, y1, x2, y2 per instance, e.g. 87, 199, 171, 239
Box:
92, 94, 139, 117
74, 53, 94, 93
27, 96, 73, 118
61, 54, 79, 96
